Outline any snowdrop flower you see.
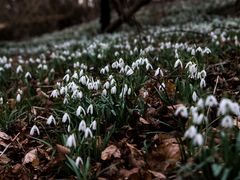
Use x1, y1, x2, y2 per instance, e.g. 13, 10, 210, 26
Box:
127, 88, 131, 95
84, 127, 93, 138
188, 64, 198, 78
218, 98, 235, 115
103, 81, 110, 89
16, 94, 21, 102
47, 115, 56, 125
175, 106, 188, 118
197, 98, 205, 109
78, 120, 87, 132
126, 68, 134, 76
67, 125, 71, 132
193, 113, 206, 125
191, 49, 196, 56
184, 126, 197, 139
66, 134, 76, 148
196, 47, 202, 53
62, 113, 70, 123
200, 78, 206, 88
111, 86, 117, 94
159, 82, 166, 91
185, 61, 193, 69
102, 89, 107, 96
30, 125, 40, 136
198, 70, 207, 79
16, 65, 23, 74
75, 156, 83, 166
221, 115, 233, 128
205, 95, 218, 107
87, 104, 93, 115
193, 133, 204, 146
25, 72, 32, 79
63, 74, 70, 82
192, 91, 198, 102
76, 106, 86, 116
203, 47, 211, 54
174, 59, 183, 69
63, 96, 69, 104
50, 89, 59, 98
80, 76, 87, 85
154, 67, 164, 77
0, 97, 3, 105
146, 63, 153, 70
90, 120, 97, 130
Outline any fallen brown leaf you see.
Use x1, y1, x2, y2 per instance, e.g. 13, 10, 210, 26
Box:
0, 154, 11, 164
56, 144, 70, 155
22, 149, 39, 165
119, 167, 139, 178
101, 145, 121, 160
148, 170, 166, 179
139, 117, 150, 124
12, 163, 22, 174
0, 131, 11, 140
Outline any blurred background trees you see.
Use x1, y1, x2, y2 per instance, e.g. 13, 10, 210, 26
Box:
0, 0, 239, 41
0, 0, 99, 40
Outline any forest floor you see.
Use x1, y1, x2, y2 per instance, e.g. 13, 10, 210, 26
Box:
0, 0, 240, 179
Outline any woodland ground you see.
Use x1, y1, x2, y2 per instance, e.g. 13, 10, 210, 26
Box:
0, 0, 240, 179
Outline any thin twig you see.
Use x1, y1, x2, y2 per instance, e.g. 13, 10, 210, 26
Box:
0, 132, 20, 157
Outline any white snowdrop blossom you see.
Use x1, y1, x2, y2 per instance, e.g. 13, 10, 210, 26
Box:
30, 125, 40, 136
62, 113, 70, 123
80, 76, 87, 85
175, 106, 188, 118
218, 99, 240, 115
16, 94, 21, 102
103, 81, 110, 89
67, 125, 71, 132
192, 91, 198, 102
78, 120, 87, 132
50, 89, 59, 98
126, 68, 134, 76
16, 65, 23, 74
66, 134, 77, 148
111, 86, 117, 94
154, 67, 164, 77
221, 115, 233, 128
193, 113, 206, 125
184, 126, 197, 139
198, 70, 207, 79
146, 63, 153, 70
200, 78, 206, 88
102, 89, 107, 96
205, 95, 218, 107
63, 74, 70, 82
84, 127, 93, 138
203, 47, 211, 54
90, 120, 97, 130
197, 98, 205, 109
174, 59, 183, 69
0, 97, 3, 105
87, 104, 94, 115
25, 72, 32, 79
47, 115, 56, 125
75, 156, 83, 166
76, 106, 86, 116
193, 133, 204, 146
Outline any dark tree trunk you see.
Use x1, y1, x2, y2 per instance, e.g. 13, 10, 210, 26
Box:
100, 0, 111, 32
236, 0, 240, 10
104, 0, 151, 33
